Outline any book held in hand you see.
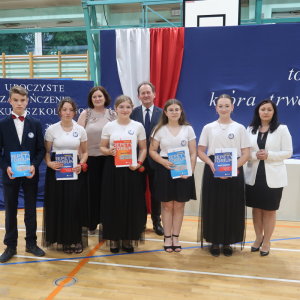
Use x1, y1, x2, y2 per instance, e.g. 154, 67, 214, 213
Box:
10, 151, 31, 178
55, 150, 78, 180
214, 148, 237, 177
167, 147, 192, 179
114, 137, 137, 167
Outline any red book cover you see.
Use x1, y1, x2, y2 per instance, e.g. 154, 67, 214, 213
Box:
114, 140, 132, 167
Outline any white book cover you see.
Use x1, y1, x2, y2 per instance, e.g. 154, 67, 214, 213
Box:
55, 150, 78, 180
167, 146, 192, 179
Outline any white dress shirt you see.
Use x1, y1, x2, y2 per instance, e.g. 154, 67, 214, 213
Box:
12, 111, 27, 144
142, 104, 154, 124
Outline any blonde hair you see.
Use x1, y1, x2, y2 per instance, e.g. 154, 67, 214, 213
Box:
114, 95, 134, 109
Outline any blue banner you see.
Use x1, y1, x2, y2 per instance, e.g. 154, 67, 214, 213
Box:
177, 24, 300, 158
100, 24, 300, 159
0, 78, 94, 209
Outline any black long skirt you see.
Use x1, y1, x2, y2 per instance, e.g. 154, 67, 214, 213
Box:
198, 156, 246, 247
99, 156, 146, 245
245, 161, 283, 211
86, 156, 107, 230
153, 160, 196, 202
42, 154, 88, 250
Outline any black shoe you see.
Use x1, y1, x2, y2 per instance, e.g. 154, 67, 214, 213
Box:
122, 245, 134, 253
0, 248, 17, 263
110, 247, 119, 254
223, 245, 233, 257
164, 235, 173, 253
260, 242, 270, 257
153, 223, 164, 236
25, 245, 45, 257
172, 234, 181, 253
210, 245, 220, 257
260, 250, 269, 256
251, 236, 264, 252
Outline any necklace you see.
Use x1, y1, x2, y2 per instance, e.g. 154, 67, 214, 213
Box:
218, 119, 232, 130
117, 120, 131, 130
61, 122, 73, 135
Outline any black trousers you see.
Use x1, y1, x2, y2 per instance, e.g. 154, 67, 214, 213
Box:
3, 181, 38, 249
141, 157, 161, 225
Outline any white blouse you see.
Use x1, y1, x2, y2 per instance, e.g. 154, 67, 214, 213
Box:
198, 121, 250, 157
152, 125, 196, 157
45, 120, 87, 151
101, 120, 146, 148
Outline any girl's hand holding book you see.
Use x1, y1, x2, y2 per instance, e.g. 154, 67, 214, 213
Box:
48, 161, 64, 171
162, 159, 175, 170
108, 147, 116, 156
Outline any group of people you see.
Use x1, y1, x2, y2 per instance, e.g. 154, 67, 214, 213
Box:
0, 82, 293, 263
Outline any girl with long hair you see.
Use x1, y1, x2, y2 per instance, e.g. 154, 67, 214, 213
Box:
149, 99, 197, 253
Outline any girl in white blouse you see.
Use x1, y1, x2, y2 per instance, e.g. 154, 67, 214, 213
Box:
100, 95, 147, 254
198, 94, 250, 257
149, 99, 197, 253
43, 98, 88, 254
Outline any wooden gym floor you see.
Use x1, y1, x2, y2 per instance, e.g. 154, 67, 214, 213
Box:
0, 209, 300, 300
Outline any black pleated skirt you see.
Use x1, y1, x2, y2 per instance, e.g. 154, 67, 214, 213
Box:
42, 154, 88, 250
198, 156, 246, 246
86, 156, 107, 230
245, 161, 283, 211
153, 159, 196, 202
99, 156, 146, 244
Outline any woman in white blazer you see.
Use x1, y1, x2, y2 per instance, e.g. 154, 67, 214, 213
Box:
245, 99, 293, 256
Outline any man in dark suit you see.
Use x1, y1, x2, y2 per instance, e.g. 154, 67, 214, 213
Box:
0, 85, 46, 262
131, 81, 164, 236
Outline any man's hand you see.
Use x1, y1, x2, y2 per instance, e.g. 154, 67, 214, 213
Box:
6, 167, 15, 179
26, 165, 35, 179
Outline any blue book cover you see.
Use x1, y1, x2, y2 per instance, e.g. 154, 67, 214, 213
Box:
10, 151, 31, 178
168, 147, 192, 179
214, 148, 237, 178
55, 150, 77, 180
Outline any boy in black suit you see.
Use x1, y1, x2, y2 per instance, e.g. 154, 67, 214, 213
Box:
0, 85, 46, 262
131, 81, 164, 236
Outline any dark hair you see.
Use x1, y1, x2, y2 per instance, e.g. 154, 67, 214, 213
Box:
137, 81, 155, 95
58, 97, 78, 119
249, 99, 280, 134
87, 86, 111, 108
216, 94, 233, 105
9, 85, 28, 98
151, 99, 190, 140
